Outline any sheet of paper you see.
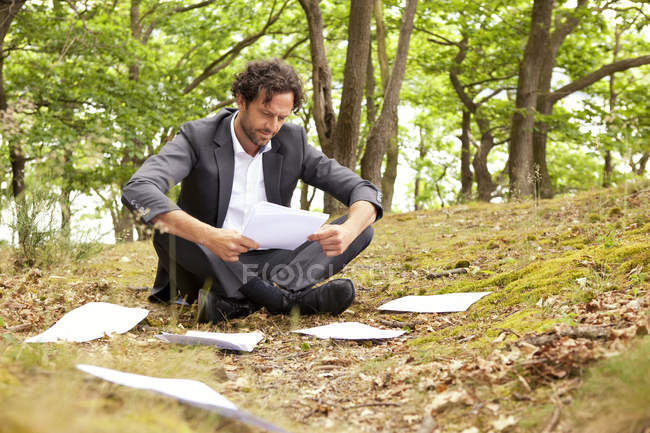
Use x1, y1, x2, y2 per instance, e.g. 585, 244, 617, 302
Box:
26, 302, 149, 343
377, 292, 492, 313
156, 330, 264, 352
241, 201, 329, 250
294, 321, 405, 340
77, 364, 291, 433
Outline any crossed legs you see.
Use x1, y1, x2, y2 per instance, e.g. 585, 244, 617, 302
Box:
150, 216, 373, 320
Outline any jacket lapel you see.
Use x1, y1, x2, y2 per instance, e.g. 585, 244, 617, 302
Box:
263, 151, 283, 205
213, 112, 235, 227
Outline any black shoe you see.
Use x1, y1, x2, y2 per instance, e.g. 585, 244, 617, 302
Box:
197, 289, 261, 323
295, 279, 355, 315
240, 277, 355, 316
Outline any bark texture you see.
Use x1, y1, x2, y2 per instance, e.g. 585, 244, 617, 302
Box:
1, 1, 27, 200
360, 0, 418, 187
299, 0, 373, 214
459, 110, 473, 199
508, 0, 554, 198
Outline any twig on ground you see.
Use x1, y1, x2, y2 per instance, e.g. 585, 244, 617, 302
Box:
540, 406, 561, 433
496, 327, 521, 338
344, 402, 401, 410
3, 323, 31, 332
377, 319, 424, 329
524, 325, 611, 346
426, 268, 468, 279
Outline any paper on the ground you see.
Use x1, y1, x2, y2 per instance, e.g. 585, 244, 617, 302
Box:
156, 330, 264, 352
26, 302, 149, 343
77, 364, 291, 433
293, 321, 405, 340
377, 292, 492, 313
241, 201, 329, 250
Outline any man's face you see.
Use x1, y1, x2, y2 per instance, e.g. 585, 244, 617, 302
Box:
235, 91, 294, 152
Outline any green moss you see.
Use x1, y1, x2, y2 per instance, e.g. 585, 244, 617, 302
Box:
600, 242, 650, 267
566, 337, 650, 433
588, 213, 601, 222
608, 207, 623, 218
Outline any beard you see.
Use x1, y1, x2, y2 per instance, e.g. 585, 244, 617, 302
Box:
239, 112, 273, 148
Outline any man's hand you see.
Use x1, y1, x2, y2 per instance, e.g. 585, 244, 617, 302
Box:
153, 210, 258, 263
308, 224, 356, 257
205, 228, 259, 262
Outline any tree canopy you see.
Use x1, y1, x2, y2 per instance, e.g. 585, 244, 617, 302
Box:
0, 0, 648, 244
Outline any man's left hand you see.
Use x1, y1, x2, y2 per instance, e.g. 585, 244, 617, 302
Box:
308, 224, 356, 257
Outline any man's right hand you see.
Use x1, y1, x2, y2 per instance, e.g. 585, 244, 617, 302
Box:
205, 229, 259, 262
153, 210, 258, 263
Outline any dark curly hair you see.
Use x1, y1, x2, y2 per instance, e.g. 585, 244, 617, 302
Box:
231, 59, 304, 113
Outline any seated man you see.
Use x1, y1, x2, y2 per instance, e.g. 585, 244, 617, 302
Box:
122, 59, 382, 323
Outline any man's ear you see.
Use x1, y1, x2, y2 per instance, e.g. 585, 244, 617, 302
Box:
235, 94, 244, 110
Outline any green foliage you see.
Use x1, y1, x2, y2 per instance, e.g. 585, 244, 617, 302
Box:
9, 186, 102, 268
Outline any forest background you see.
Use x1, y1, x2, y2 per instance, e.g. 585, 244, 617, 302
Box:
0, 0, 648, 254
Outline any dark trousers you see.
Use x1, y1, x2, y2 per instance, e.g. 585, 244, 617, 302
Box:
149, 216, 373, 303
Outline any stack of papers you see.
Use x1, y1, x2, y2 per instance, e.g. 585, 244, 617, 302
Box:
156, 330, 264, 352
242, 201, 329, 250
293, 322, 405, 340
377, 292, 492, 313
26, 302, 149, 343
76, 364, 290, 433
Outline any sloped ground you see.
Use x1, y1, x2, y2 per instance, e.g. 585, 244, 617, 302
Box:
0, 181, 648, 433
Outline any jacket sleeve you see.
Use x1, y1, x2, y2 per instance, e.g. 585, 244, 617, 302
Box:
121, 128, 197, 224
298, 128, 383, 221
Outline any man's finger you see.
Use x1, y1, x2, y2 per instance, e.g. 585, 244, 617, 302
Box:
240, 236, 259, 250
308, 226, 337, 241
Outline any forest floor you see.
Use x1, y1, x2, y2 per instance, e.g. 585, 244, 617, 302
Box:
0, 181, 649, 433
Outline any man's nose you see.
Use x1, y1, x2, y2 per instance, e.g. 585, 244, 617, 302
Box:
266, 117, 281, 132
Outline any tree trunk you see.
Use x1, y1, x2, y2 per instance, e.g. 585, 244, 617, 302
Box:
472, 117, 498, 201
414, 127, 428, 210
381, 121, 399, 211
1, 1, 27, 202
374, 0, 389, 89
299, 180, 316, 210
508, 0, 554, 198
532, 0, 588, 199
459, 110, 473, 199
365, 40, 377, 127
603, 150, 613, 187
632, 152, 649, 176
114, 204, 135, 243
299, 0, 372, 215
329, 2, 373, 169
375, 0, 399, 212
360, 0, 418, 186
60, 147, 73, 240
9, 142, 25, 199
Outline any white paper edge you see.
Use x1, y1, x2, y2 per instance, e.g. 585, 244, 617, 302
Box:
25, 302, 149, 343
377, 291, 492, 312
292, 321, 405, 340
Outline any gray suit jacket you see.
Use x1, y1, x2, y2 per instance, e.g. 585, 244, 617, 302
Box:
122, 108, 383, 229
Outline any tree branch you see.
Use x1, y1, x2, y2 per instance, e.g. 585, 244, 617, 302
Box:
549, 55, 650, 104
281, 35, 309, 59
182, 0, 289, 94
416, 26, 460, 46
466, 73, 517, 88
173, 0, 217, 13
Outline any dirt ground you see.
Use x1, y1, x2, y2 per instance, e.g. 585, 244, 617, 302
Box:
0, 183, 648, 433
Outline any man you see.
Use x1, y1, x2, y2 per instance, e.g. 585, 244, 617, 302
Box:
122, 59, 382, 323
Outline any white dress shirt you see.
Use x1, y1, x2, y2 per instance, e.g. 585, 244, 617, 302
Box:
221, 112, 272, 233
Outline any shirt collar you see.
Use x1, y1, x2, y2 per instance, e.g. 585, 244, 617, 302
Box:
230, 111, 272, 156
